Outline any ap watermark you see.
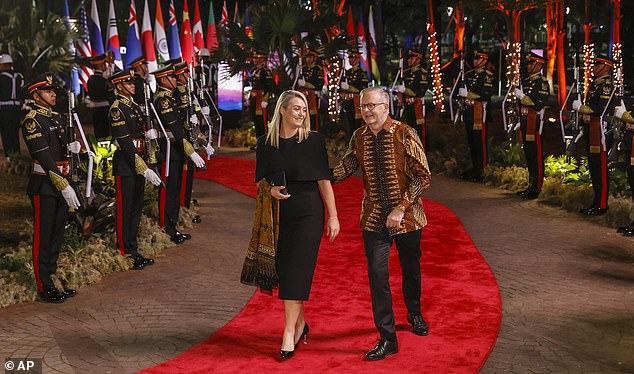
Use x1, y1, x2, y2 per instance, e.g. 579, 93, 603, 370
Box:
4, 358, 42, 374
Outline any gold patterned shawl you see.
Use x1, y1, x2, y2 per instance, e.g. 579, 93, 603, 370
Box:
240, 179, 280, 295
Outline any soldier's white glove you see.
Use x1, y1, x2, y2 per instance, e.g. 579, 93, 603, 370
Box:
190, 114, 199, 125
201, 106, 210, 115
297, 78, 306, 87
614, 105, 627, 120
204, 143, 215, 156
396, 84, 406, 93
61, 186, 80, 210
67, 141, 81, 154
514, 88, 525, 100
572, 99, 582, 111
145, 129, 158, 140
261, 101, 268, 109
340, 81, 349, 90
458, 87, 468, 97
189, 152, 206, 168
143, 168, 162, 186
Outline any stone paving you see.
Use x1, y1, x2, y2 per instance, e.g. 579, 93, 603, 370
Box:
0, 147, 633, 373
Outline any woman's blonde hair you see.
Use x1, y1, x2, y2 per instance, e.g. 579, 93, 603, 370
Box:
265, 90, 311, 148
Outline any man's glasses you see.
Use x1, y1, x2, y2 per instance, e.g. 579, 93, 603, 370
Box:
359, 102, 387, 111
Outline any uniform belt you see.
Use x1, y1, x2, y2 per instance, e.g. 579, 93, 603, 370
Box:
115, 137, 146, 152
0, 100, 20, 106
626, 123, 634, 132
33, 161, 70, 176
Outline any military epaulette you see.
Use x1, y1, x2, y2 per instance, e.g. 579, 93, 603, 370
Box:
157, 89, 173, 98
36, 107, 51, 117
116, 96, 132, 107
177, 85, 187, 93
112, 100, 120, 109
24, 110, 37, 120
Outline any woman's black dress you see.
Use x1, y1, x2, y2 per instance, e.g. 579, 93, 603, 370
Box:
255, 132, 330, 300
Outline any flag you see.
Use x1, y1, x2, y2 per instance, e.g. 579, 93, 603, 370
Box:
106, 0, 123, 70
141, 0, 158, 72
368, 5, 380, 82
180, 0, 195, 65
125, 0, 143, 67
206, 0, 218, 51
233, 0, 239, 25
219, 0, 229, 28
168, 0, 182, 59
357, 14, 370, 79
192, 0, 204, 52
63, 0, 81, 94
76, 3, 94, 90
89, 0, 104, 56
154, 0, 170, 63
346, 5, 355, 41
245, 5, 253, 39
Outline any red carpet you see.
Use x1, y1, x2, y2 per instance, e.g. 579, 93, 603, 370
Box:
140, 156, 501, 374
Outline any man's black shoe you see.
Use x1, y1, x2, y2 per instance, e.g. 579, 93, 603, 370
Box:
192, 215, 202, 224
130, 256, 145, 270
176, 231, 191, 240
250, 145, 257, 150
365, 338, 398, 361
170, 234, 185, 244
617, 225, 631, 233
623, 227, 634, 237
585, 207, 607, 216
579, 206, 594, 214
407, 313, 429, 336
135, 255, 154, 266
523, 191, 539, 200
39, 287, 65, 303
516, 189, 530, 197
62, 287, 77, 298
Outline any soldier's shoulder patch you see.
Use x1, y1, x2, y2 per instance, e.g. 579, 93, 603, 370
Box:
159, 97, 170, 109
602, 85, 612, 94
23, 117, 39, 133
110, 107, 122, 121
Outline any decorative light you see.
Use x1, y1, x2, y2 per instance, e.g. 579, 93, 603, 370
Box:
582, 43, 595, 100
612, 43, 623, 96
426, 23, 444, 112
327, 56, 342, 118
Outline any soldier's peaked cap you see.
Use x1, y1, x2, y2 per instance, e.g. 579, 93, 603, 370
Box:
129, 56, 146, 68
595, 55, 614, 67
110, 68, 136, 84
28, 73, 57, 94
151, 64, 175, 78
474, 50, 489, 59
174, 62, 190, 75
528, 52, 545, 64
86, 54, 107, 65
408, 50, 424, 59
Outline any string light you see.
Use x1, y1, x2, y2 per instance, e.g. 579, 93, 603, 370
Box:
505, 42, 521, 103
426, 23, 444, 112
612, 43, 623, 96
582, 43, 594, 100
327, 56, 342, 118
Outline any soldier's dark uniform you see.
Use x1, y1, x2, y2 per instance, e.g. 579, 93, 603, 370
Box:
341, 50, 369, 137
299, 51, 324, 131
401, 50, 431, 147
108, 69, 155, 269
22, 74, 77, 303
0, 57, 24, 157
248, 54, 273, 139
518, 53, 550, 198
463, 51, 495, 181
152, 65, 191, 243
173, 62, 197, 212
87, 54, 115, 139
129, 56, 149, 106
579, 56, 615, 215
617, 109, 634, 236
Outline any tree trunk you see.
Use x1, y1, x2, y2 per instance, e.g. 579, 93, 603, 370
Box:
426, 0, 444, 112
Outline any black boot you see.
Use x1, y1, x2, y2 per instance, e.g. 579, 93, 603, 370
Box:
39, 287, 65, 303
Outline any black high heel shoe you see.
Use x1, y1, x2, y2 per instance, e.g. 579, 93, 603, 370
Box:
294, 323, 310, 348
279, 349, 295, 359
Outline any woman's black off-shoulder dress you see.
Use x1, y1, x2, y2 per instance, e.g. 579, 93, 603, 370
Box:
255, 132, 330, 300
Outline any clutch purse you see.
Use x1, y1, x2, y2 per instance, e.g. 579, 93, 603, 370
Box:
267, 170, 287, 195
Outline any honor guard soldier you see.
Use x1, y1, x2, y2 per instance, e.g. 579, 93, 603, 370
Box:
514, 52, 550, 199
248, 51, 274, 144
108, 69, 162, 270
458, 50, 496, 182
86, 54, 115, 139
341, 49, 369, 137
129, 56, 151, 105
573, 56, 615, 216
613, 105, 634, 236
0, 54, 24, 159
297, 48, 324, 131
395, 50, 431, 147
22, 73, 81, 303
173, 62, 203, 221
152, 65, 205, 244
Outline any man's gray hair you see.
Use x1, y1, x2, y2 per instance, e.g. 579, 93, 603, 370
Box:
360, 86, 390, 103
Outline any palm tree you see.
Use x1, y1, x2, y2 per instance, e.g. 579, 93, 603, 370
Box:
0, 2, 75, 81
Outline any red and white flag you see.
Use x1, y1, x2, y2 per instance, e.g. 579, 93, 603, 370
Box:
154, 0, 170, 63
141, 0, 158, 73
192, 0, 204, 52
219, 0, 229, 28
76, 4, 93, 90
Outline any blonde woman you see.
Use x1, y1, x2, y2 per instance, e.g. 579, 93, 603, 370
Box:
254, 90, 340, 359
